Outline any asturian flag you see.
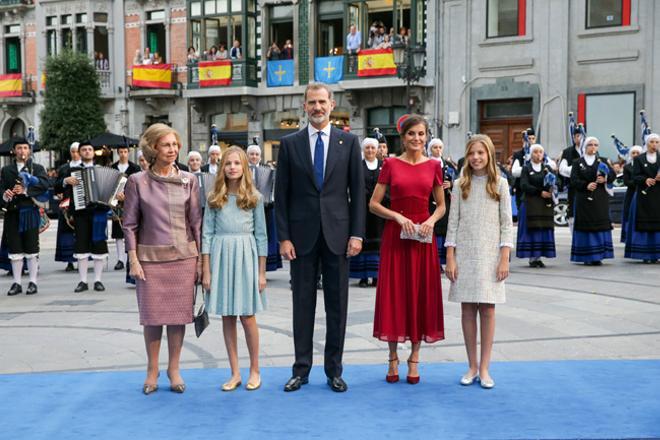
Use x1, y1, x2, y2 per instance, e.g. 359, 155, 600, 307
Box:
267, 60, 294, 87
314, 56, 344, 84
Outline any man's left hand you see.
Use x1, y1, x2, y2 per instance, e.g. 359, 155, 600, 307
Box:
346, 238, 362, 257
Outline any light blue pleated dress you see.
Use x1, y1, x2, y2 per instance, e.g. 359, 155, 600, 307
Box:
202, 194, 268, 316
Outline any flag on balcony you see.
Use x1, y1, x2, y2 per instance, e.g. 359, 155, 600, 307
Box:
267, 60, 294, 87
132, 64, 173, 88
357, 49, 397, 77
314, 56, 344, 84
0, 73, 22, 97
199, 60, 232, 87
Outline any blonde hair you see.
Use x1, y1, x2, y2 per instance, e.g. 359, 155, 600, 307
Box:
207, 146, 259, 210
460, 134, 501, 202
139, 123, 182, 164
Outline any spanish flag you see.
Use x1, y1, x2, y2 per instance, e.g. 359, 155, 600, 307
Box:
199, 60, 232, 87
357, 48, 397, 77
132, 64, 173, 88
0, 73, 22, 97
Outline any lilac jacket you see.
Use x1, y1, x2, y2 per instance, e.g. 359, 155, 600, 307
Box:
122, 170, 202, 262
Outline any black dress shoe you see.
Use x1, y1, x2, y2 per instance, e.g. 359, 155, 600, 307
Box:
536, 260, 545, 268
94, 281, 106, 292
591, 260, 603, 266
74, 282, 89, 293
283, 376, 308, 392
65, 262, 75, 272
26, 282, 38, 295
7, 283, 22, 296
358, 279, 368, 288
371, 278, 378, 287
114, 261, 125, 271
327, 376, 348, 392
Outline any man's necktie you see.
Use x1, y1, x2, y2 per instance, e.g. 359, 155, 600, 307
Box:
314, 131, 324, 189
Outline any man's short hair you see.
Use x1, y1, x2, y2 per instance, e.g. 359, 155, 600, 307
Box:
304, 83, 333, 102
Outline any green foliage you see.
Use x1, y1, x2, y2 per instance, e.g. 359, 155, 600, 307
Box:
39, 50, 106, 157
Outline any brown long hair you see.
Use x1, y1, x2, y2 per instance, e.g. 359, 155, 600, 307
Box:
207, 146, 260, 210
460, 134, 501, 201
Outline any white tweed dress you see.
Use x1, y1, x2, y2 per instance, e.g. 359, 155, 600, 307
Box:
445, 175, 513, 304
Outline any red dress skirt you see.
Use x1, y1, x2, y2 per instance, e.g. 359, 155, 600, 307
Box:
373, 158, 445, 343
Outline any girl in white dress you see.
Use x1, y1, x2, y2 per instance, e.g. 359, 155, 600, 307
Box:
445, 135, 513, 389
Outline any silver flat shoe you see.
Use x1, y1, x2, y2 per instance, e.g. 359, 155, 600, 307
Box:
460, 372, 479, 386
480, 377, 495, 389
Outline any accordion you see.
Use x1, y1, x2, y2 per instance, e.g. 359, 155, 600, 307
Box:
196, 172, 217, 207
71, 167, 128, 211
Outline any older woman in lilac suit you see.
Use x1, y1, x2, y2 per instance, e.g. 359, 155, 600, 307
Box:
123, 123, 202, 395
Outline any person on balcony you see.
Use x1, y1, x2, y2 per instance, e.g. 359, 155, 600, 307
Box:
96, 52, 109, 71
132, 49, 143, 66
209, 46, 219, 61
282, 40, 293, 60
266, 42, 281, 61
142, 47, 153, 65
153, 52, 163, 65
217, 43, 229, 60
230, 40, 242, 60
346, 25, 361, 73
187, 46, 199, 63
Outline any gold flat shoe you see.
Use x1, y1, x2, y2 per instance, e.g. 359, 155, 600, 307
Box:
143, 384, 158, 395
221, 380, 242, 392
170, 383, 186, 393
246, 379, 261, 391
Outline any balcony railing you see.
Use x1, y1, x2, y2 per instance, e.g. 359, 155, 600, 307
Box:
129, 64, 178, 90
187, 59, 258, 89
96, 69, 113, 96
0, 0, 33, 8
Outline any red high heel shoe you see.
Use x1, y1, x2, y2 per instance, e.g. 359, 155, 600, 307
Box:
386, 357, 399, 383
407, 359, 420, 384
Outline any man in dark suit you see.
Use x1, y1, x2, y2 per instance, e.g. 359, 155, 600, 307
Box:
110, 146, 141, 270
1, 138, 49, 295
275, 83, 365, 393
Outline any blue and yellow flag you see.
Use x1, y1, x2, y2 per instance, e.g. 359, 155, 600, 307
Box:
315, 56, 344, 84
267, 60, 294, 87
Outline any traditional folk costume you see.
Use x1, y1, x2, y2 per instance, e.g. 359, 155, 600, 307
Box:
1, 154, 49, 295
569, 145, 616, 265
59, 159, 111, 291
516, 160, 556, 266
624, 142, 660, 262
350, 155, 385, 285
620, 146, 643, 243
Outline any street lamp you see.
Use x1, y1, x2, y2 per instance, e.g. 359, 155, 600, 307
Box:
392, 42, 425, 113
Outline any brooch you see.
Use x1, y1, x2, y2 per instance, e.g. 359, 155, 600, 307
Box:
339, 140, 343, 145
181, 177, 190, 188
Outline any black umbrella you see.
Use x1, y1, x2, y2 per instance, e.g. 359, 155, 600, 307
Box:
0, 137, 41, 156
89, 132, 139, 149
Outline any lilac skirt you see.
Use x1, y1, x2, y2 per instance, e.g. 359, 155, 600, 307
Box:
136, 257, 196, 326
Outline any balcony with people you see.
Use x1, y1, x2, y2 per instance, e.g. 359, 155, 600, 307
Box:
185, 0, 258, 94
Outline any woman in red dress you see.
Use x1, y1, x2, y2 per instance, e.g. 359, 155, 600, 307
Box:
369, 114, 446, 384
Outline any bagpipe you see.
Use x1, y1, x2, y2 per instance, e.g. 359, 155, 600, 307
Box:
640, 109, 652, 148
588, 159, 613, 201
542, 167, 558, 208
2, 166, 51, 234
568, 112, 587, 156
611, 134, 629, 162
522, 129, 531, 162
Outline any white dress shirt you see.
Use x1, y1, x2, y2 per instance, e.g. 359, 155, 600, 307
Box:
308, 123, 332, 174
117, 162, 129, 173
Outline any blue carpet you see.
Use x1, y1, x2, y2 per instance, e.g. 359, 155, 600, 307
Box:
1, 360, 658, 440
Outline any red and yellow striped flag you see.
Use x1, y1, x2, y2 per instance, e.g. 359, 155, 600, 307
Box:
199, 60, 232, 87
357, 49, 397, 77
0, 73, 22, 97
132, 64, 173, 88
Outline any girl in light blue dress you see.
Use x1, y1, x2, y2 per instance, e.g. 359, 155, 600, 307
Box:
202, 146, 267, 392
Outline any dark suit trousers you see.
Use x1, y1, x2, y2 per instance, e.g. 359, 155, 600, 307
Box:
290, 231, 349, 379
